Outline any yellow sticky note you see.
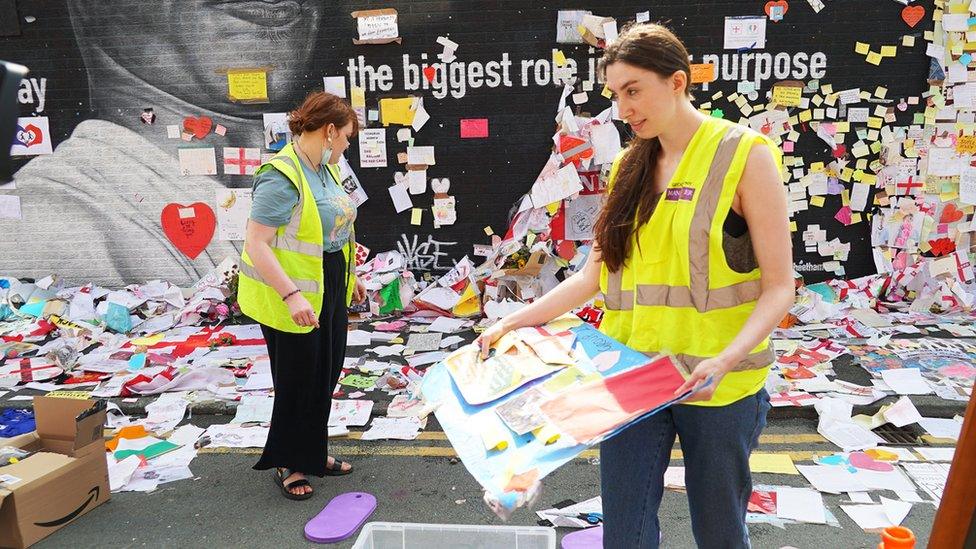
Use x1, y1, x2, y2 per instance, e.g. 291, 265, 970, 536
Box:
379, 97, 416, 126
601, 84, 613, 99
350, 86, 366, 108
772, 85, 803, 107
799, 110, 813, 122
866, 51, 883, 65
130, 333, 165, 347
903, 35, 916, 47
411, 208, 423, 226
868, 117, 883, 129
855, 42, 870, 55
484, 226, 494, 236
789, 220, 798, 232
553, 49, 567, 67
749, 453, 799, 475
227, 69, 268, 103
880, 45, 898, 57
810, 196, 826, 207
851, 212, 862, 224
875, 86, 888, 99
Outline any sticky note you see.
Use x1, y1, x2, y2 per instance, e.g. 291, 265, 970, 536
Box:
553, 49, 567, 66
601, 84, 613, 99
880, 45, 898, 58
410, 208, 423, 225
226, 68, 269, 103
866, 51, 883, 65
484, 226, 494, 236
690, 63, 716, 84
810, 196, 826, 207
460, 118, 489, 138
875, 86, 888, 99
749, 453, 799, 475
855, 42, 870, 55
903, 35, 916, 47
772, 85, 803, 107
379, 97, 416, 126
350, 86, 366, 108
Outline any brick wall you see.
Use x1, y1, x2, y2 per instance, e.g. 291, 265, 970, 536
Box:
0, 0, 933, 287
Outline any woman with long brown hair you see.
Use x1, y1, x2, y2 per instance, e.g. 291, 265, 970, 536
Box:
477, 23, 794, 546
238, 91, 367, 499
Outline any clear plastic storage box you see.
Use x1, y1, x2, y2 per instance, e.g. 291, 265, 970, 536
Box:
352, 522, 557, 549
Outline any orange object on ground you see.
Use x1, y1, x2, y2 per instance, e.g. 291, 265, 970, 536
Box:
105, 425, 151, 451
877, 526, 915, 548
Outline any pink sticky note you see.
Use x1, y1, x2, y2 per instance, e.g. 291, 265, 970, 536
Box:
782, 141, 795, 152
834, 206, 853, 226
460, 118, 488, 139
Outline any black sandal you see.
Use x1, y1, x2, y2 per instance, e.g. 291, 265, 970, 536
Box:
324, 458, 353, 476
273, 468, 313, 500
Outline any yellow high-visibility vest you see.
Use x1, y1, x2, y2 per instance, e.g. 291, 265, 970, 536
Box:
599, 117, 784, 407
237, 143, 356, 334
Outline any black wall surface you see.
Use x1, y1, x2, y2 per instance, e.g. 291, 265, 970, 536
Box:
0, 1, 934, 284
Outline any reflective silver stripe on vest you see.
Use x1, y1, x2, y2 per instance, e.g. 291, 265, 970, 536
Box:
603, 126, 749, 313
604, 268, 633, 311
646, 346, 774, 374
275, 155, 307, 240
635, 279, 761, 311
238, 261, 319, 294
272, 234, 322, 257
688, 126, 747, 312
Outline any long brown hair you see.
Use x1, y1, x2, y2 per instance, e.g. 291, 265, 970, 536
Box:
594, 23, 693, 272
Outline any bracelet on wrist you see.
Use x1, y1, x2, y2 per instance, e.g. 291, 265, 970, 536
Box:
282, 289, 301, 301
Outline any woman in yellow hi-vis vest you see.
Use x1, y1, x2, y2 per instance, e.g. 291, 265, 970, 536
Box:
238, 92, 366, 500
477, 24, 794, 547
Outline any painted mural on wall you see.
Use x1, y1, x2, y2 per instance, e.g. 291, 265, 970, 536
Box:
0, 1, 934, 288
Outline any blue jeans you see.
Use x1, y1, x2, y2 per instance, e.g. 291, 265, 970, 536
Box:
600, 389, 771, 548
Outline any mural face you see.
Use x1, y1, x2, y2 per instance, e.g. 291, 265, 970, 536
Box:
0, 1, 933, 288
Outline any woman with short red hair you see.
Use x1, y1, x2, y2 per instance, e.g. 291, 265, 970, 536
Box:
238, 91, 367, 499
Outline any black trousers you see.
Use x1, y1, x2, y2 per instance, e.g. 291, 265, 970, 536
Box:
253, 250, 348, 477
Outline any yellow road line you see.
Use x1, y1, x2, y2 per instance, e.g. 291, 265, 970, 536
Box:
339, 431, 830, 444
199, 445, 837, 462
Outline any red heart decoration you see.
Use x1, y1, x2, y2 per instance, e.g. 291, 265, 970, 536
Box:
940, 203, 964, 223
902, 5, 925, 28
928, 237, 956, 257
182, 116, 213, 140
423, 66, 437, 83
764, 0, 789, 21
160, 203, 216, 259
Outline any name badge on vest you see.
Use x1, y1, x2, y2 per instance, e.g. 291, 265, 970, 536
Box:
665, 186, 695, 202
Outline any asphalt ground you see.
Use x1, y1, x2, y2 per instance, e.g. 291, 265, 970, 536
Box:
33, 416, 946, 549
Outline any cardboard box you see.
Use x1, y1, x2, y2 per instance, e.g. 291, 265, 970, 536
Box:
0, 396, 109, 549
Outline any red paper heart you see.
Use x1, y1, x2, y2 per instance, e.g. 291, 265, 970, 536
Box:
764, 0, 789, 21
940, 203, 964, 223
160, 203, 216, 259
901, 5, 925, 28
928, 237, 956, 257
423, 66, 437, 82
182, 116, 213, 140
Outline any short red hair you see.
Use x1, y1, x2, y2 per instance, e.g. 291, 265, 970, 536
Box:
287, 91, 359, 136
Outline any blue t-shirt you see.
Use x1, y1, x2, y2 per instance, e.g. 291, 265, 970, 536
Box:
249, 159, 357, 253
